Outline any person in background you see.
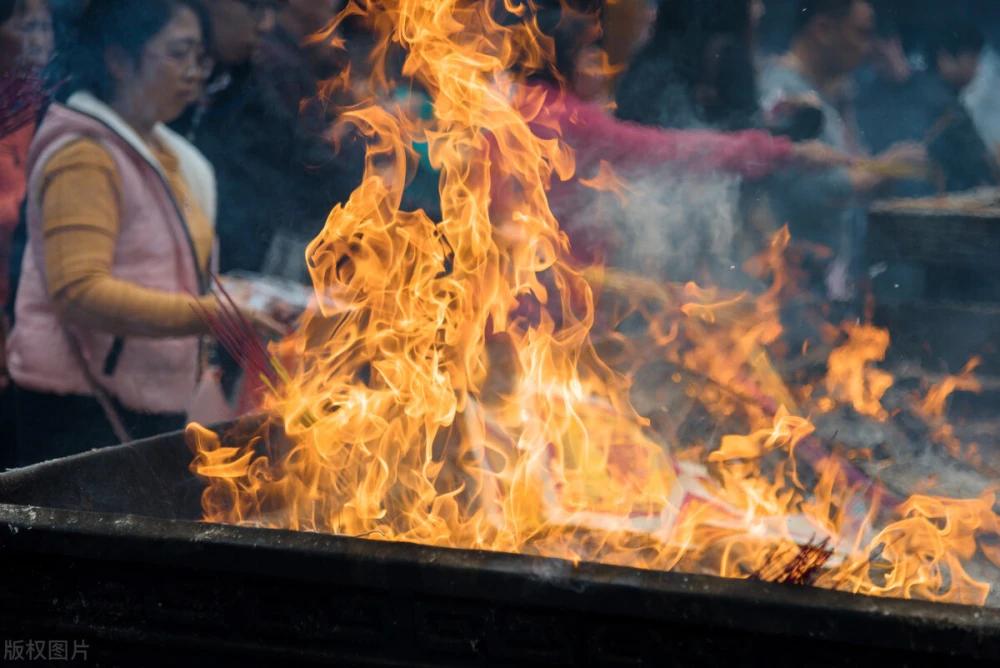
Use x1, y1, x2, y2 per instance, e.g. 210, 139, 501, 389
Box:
616, 0, 765, 131
857, 2, 911, 94
177, 0, 356, 279
258, 0, 342, 114
758, 0, 925, 304
1, 0, 27, 330
6, 0, 87, 329
175, 0, 355, 400
7, 0, 280, 466
963, 42, 1000, 156
852, 8, 925, 201
171, 0, 278, 275
615, 0, 806, 275
600, 0, 657, 101
858, 22, 996, 195
1, 0, 53, 467
252, 0, 365, 281
498, 0, 846, 272
19, 0, 51, 70
756, 0, 800, 56
0, 0, 25, 467
201, 0, 275, 71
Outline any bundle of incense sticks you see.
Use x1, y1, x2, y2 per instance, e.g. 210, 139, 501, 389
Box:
750, 538, 833, 586
854, 112, 956, 183
855, 159, 930, 181
192, 274, 316, 427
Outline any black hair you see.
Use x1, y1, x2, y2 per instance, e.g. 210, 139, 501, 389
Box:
68, 0, 211, 101
871, 0, 899, 40
616, 0, 759, 130
643, 0, 754, 81
794, 0, 860, 35
0, 0, 18, 25
926, 23, 985, 71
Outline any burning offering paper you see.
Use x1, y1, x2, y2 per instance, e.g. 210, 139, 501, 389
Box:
187, 0, 1000, 606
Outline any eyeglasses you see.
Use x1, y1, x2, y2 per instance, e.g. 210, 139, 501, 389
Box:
153, 41, 216, 80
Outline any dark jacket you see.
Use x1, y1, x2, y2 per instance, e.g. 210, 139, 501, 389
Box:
172, 31, 364, 275
857, 70, 998, 195
616, 36, 760, 132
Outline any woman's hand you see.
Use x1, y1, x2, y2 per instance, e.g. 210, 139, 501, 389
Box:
791, 141, 851, 170
877, 141, 929, 172
236, 304, 290, 340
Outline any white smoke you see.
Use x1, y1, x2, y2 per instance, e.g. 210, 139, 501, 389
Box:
556, 165, 745, 282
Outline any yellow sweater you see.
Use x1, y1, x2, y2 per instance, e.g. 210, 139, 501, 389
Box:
40, 138, 216, 337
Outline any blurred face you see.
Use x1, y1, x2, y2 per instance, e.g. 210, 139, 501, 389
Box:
109, 7, 208, 124
816, 0, 874, 77
20, 0, 53, 70
206, 0, 277, 65
938, 50, 981, 91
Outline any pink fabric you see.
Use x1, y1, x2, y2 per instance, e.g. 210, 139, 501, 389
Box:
522, 83, 795, 264
532, 82, 794, 181
187, 366, 235, 425
7, 103, 204, 414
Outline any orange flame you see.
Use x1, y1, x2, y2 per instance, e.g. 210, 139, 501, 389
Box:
822, 323, 894, 420
921, 357, 982, 419
917, 357, 984, 469
188, 0, 1000, 606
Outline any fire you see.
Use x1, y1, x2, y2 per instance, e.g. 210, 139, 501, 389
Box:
917, 357, 985, 468
821, 322, 894, 420
188, 0, 1000, 606
921, 357, 982, 420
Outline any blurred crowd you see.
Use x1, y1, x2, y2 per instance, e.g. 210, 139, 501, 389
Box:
0, 0, 996, 467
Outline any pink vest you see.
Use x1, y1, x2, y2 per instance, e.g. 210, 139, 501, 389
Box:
7, 93, 217, 414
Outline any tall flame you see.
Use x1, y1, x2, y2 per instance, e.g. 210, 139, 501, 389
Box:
189, 0, 1000, 606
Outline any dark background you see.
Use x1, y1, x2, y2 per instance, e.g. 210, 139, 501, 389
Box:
759, 0, 1000, 54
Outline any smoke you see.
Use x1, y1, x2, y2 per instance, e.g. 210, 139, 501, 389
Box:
554, 164, 745, 283
613, 170, 742, 280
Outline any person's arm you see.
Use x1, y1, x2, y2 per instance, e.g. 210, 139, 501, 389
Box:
554, 91, 797, 180
40, 139, 217, 338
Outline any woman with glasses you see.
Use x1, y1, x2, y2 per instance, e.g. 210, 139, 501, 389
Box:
7, 0, 281, 465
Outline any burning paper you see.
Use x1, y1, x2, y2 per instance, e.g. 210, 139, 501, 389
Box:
466, 395, 863, 567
